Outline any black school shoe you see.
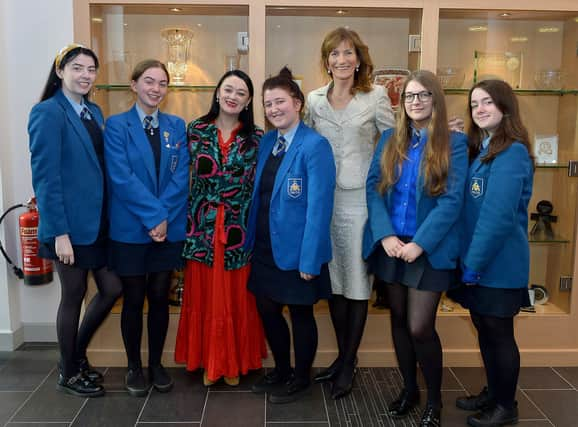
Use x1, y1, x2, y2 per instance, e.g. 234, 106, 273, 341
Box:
456, 386, 495, 411
252, 369, 293, 393
267, 377, 311, 404
56, 373, 105, 397
467, 403, 519, 427
419, 404, 442, 427
78, 358, 104, 383
149, 365, 174, 392
125, 368, 151, 397
388, 388, 420, 417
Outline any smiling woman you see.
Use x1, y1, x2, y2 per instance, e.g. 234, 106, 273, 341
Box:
303, 27, 394, 402
130, 65, 168, 114
28, 44, 122, 398
104, 59, 189, 397
364, 70, 468, 426
174, 69, 267, 388
246, 67, 336, 405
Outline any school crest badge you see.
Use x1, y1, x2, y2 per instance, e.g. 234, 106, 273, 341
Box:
470, 177, 483, 198
287, 178, 302, 198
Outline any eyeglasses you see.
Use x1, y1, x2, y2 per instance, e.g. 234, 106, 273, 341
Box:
403, 91, 433, 103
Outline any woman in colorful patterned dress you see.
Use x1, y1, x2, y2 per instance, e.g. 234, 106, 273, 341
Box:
175, 70, 267, 386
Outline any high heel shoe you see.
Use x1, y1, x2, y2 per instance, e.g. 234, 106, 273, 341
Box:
203, 371, 215, 386
330, 364, 357, 399
314, 359, 341, 383
224, 376, 240, 386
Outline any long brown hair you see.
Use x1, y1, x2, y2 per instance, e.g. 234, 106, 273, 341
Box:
378, 70, 450, 196
320, 27, 373, 94
467, 79, 534, 165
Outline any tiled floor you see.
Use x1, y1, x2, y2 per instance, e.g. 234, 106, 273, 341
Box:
1, 344, 577, 426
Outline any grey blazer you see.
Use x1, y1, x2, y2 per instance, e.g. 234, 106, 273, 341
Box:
304, 83, 394, 189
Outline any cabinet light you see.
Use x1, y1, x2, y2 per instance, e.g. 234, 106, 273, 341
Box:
538, 27, 560, 33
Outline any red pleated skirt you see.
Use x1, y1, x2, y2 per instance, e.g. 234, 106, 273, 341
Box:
175, 206, 267, 381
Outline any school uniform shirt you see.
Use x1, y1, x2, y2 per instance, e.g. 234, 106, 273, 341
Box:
104, 105, 189, 244
461, 140, 533, 289
363, 128, 468, 270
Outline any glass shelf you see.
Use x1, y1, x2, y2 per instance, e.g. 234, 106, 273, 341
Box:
95, 84, 216, 91
528, 235, 570, 244
535, 163, 568, 169
444, 88, 578, 95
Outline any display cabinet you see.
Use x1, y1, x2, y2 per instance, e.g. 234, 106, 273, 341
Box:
438, 9, 578, 315
89, 3, 249, 120
76, 0, 578, 367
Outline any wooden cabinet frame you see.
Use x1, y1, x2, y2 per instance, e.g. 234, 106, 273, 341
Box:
76, 0, 578, 366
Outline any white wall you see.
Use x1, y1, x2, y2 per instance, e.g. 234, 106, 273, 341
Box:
0, 0, 74, 349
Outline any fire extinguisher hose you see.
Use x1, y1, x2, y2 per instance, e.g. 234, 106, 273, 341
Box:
0, 203, 25, 279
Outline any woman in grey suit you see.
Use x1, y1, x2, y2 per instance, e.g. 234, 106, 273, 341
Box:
304, 27, 394, 399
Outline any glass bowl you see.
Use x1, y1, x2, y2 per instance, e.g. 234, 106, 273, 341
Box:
534, 70, 566, 90
436, 67, 465, 88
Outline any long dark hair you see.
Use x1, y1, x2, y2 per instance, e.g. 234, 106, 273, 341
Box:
467, 79, 533, 165
379, 70, 450, 196
262, 66, 305, 113
40, 45, 99, 102
200, 69, 256, 137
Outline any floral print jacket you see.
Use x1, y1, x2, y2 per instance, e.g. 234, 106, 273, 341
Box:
182, 119, 263, 270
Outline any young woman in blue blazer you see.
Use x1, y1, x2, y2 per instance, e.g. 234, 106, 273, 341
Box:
448, 80, 534, 427
246, 67, 336, 404
29, 44, 122, 397
363, 70, 468, 426
104, 60, 188, 396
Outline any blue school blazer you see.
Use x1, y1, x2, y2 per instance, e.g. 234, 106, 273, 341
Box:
461, 142, 533, 288
363, 128, 468, 269
246, 121, 336, 275
29, 89, 105, 244
104, 105, 189, 244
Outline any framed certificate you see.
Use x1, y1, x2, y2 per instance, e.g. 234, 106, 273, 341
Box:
534, 134, 558, 164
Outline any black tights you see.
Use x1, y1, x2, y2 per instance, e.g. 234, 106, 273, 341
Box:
255, 295, 317, 381
328, 294, 368, 370
120, 272, 172, 369
386, 283, 442, 406
471, 312, 519, 409
56, 262, 122, 378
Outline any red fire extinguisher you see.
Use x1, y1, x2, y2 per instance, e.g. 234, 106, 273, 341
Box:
0, 197, 53, 285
